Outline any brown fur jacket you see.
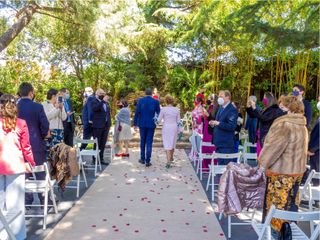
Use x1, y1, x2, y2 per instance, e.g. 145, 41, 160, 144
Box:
259, 114, 308, 176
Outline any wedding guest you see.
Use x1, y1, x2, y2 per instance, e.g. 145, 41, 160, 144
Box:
0, 94, 35, 240
158, 95, 181, 168
42, 89, 67, 149
260, 95, 308, 235
115, 98, 132, 158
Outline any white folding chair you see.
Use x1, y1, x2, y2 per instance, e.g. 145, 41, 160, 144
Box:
206, 152, 242, 201
76, 138, 102, 177
252, 205, 320, 240
240, 141, 257, 164
299, 170, 320, 233
196, 140, 215, 181
25, 163, 58, 230
182, 112, 192, 132
0, 209, 22, 240
104, 128, 114, 162
189, 131, 201, 167
61, 147, 88, 198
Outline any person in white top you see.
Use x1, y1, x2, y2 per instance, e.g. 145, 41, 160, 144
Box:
42, 88, 67, 148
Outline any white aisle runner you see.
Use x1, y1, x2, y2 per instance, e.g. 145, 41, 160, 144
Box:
45, 148, 226, 240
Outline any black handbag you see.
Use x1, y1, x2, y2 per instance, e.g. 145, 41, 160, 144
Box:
279, 222, 292, 240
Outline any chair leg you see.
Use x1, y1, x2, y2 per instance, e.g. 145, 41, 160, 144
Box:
211, 174, 214, 202
82, 163, 88, 187
76, 173, 80, 198
43, 188, 48, 230
206, 166, 211, 191
228, 215, 231, 238
200, 159, 203, 180
49, 187, 58, 214
97, 154, 102, 171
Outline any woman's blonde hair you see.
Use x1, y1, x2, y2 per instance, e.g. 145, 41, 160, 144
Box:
0, 94, 17, 132
279, 95, 304, 114
164, 94, 175, 105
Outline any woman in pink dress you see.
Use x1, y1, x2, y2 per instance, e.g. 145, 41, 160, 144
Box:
191, 96, 205, 135
158, 95, 181, 169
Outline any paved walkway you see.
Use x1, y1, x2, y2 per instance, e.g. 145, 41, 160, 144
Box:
45, 148, 226, 240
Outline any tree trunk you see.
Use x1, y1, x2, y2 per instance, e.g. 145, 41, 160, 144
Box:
0, 3, 38, 52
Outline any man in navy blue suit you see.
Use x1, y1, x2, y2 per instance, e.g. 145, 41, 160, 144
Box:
80, 87, 95, 150
210, 90, 238, 165
17, 82, 50, 205
91, 88, 111, 165
134, 88, 160, 167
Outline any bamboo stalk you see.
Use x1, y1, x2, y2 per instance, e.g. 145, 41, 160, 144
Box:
275, 52, 279, 94
279, 58, 284, 98
213, 47, 217, 92
296, 49, 300, 83
300, 52, 305, 84
271, 56, 274, 93
302, 50, 310, 90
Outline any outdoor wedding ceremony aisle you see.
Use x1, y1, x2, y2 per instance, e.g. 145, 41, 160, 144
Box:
45, 148, 226, 240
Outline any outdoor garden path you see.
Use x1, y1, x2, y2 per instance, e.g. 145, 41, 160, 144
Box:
45, 148, 226, 240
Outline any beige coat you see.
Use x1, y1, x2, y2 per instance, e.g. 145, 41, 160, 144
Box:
259, 114, 308, 176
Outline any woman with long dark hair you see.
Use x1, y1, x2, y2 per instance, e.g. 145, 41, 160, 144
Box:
246, 92, 286, 149
0, 94, 35, 239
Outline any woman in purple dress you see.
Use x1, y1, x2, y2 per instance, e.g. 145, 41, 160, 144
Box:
158, 95, 181, 169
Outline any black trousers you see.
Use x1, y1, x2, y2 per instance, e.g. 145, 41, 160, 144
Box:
64, 122, 74, 147
93, 125, 110, 162
80, 124, 93, 150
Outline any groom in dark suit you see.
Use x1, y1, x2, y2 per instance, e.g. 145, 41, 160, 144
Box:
134, 88, 160, 167
210, 90, 238, 165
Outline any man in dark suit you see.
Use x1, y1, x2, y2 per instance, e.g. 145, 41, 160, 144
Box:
210, 90, 238, 165
292, 84, 312, 127
91, 88, 111, 165
308, 97, 320, 186
60, 88, 75, 146
80, 87, 95, 150
17, 82, 50, 205
133, 88, 160, 167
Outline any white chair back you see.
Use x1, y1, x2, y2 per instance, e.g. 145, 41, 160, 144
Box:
214, 152, 242, 163
256, 205, 320, 240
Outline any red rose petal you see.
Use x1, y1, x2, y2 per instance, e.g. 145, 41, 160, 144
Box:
103, 219, 107, 222
114, 229, 119, 232
123, 208, 127, 211
185, 222, 190, 225
134, 230, 139, 233
112, 225, 117, 228
162, 229, 167, 233
126, 223, 130, 226
91, 225, 96, 228
157, 208, 160, 211
160, 219, 165, 222
206, 212, 210, 215
220, 233, 224, 236
203, 229, 208, 233
117, 196, 120, 198
119, 214, 123, 216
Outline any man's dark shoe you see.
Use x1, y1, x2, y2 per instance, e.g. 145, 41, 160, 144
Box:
146, 163, 152, 167
138, 159, 145, 164
101, 162, 109, 166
